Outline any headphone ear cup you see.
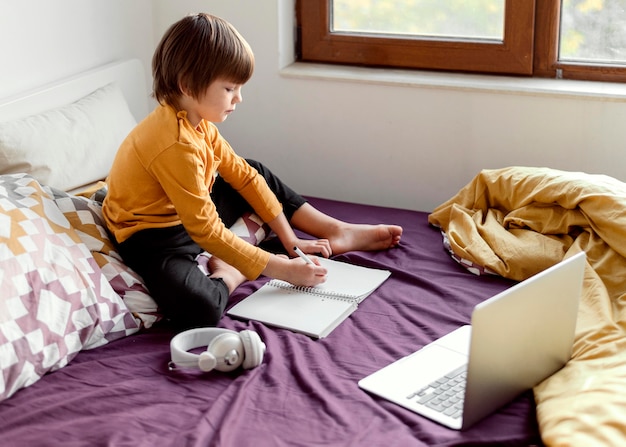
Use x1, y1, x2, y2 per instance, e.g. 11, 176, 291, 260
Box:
207, 332, 244, 372
240, 330, 266, 369
197, 351, 217, 372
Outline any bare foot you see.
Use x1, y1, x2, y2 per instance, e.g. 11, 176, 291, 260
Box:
329, 224, 403, 255
208, 256, 247, 293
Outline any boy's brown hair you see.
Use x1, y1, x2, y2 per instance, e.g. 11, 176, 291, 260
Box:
152, 13, 254, 106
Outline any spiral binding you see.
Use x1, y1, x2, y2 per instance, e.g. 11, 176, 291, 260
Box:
267, 279, 360, 302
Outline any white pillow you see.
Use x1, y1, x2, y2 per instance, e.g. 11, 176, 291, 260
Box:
0, 83, 136, 191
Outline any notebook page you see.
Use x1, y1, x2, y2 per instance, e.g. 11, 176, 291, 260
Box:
227, 282, 357, 338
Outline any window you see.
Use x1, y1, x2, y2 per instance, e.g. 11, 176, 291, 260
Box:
298, 0, 626, 83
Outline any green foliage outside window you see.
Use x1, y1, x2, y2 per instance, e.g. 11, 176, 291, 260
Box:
333, 0, 626, 65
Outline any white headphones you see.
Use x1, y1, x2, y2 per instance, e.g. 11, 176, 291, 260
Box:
169, 328, 266, 372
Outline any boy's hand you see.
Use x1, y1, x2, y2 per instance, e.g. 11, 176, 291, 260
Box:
263, 254, 327, 288
287, 256, 327, 287
288, 238, 332, 258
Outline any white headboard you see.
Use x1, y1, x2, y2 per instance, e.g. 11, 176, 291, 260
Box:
0, 59, 150, 123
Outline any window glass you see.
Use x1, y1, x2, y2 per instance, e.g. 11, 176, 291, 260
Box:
331, 0, 505, 41
560, 0, 626, 65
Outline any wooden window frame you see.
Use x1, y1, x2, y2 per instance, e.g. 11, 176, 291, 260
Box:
533, 1, 626, 82
298, 0, 626, 83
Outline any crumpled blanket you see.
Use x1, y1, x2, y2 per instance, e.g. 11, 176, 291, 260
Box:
428, 166, 626, 447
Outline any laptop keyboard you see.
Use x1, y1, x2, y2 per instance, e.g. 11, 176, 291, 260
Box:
406, 365, 467, 419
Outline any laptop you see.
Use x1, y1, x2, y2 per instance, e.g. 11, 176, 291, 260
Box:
358, 251, 585, 430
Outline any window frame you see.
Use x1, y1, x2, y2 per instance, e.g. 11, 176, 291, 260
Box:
533, 1, 626, 82
297, 0, 626, 83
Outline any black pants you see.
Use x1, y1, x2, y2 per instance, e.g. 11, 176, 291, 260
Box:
116, 159, 306, 330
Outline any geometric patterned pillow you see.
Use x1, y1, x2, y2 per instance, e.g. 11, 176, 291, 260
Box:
52, 189, 161, 328
0, 173, 140, 402
440, 230, 499, 276
229, 211, 271, 246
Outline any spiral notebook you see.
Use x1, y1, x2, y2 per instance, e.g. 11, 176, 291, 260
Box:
227, 257, 391, 338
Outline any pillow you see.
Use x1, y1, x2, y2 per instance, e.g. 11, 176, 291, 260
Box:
51, 188, 160, 329
0, 173, 140, 402
229, 211, 271, 246
0, 83, 136, 191
440, 230, 498, 276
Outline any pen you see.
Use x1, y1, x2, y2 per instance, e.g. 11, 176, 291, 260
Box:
294, 246, 315, 265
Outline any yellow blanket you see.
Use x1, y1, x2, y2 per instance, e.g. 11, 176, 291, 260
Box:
428, 167, 626, 447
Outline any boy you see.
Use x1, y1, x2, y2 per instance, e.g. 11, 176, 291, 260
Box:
103, 13, 402, 330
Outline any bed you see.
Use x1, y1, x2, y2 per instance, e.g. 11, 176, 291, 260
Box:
0, 59, 622, 446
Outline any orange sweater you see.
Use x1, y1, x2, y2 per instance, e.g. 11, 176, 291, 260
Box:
103, 104, 282, 279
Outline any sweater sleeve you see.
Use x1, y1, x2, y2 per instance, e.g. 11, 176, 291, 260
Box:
209, 129, 283, 224
147, 122, 281, 280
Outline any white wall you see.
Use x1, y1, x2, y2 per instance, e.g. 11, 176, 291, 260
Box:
0, 0, 154, 98
2, 0, 625, 212
154, 0, 626, 212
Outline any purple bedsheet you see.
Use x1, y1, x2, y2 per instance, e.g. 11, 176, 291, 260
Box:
0, 197, 541, 447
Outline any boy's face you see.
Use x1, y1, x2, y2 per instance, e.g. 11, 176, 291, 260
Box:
183, 79, 243, 126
